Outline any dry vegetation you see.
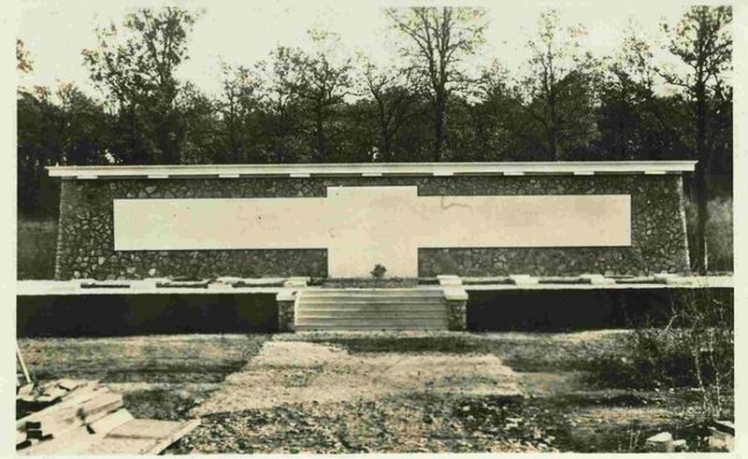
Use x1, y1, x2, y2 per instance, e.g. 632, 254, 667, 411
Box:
16, 218, 57, 280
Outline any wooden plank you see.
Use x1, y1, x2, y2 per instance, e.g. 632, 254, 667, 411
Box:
19, 426, 92, 455
56, 379, 92, 392
18, 391, 122, 439
89, 419, 201, 454
17, 384, 34, 397
59, 380, 102, 403
87, 409, 135, 435
19, 387, 67, 404
16, 384, 108, 430
21, 410, 135, 455
19, 416, 200, 455
16, 344, 32, 386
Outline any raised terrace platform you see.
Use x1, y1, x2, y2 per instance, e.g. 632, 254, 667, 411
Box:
17, 275, 733, 336
16, 276, 733, 296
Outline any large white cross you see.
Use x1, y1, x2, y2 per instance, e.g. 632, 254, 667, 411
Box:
114, 186, 631, 278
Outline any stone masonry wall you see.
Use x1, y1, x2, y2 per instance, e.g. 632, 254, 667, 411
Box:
54, 174, 690, 280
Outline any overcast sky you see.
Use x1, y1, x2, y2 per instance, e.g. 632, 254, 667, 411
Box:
15, 0, 703, 99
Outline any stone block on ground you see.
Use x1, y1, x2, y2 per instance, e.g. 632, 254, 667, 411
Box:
645, 432, 673, 452
707, 426, 734, 452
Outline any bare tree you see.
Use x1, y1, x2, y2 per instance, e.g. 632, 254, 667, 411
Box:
361, 62, 418, 161
292, 31, 353, 162
216, 63, 263, 163
522, 10, 600, 160
661, 6, 732, 274
386, 7, 486, 161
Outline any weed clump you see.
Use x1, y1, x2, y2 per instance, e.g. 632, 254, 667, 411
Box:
588, 288, 733, 419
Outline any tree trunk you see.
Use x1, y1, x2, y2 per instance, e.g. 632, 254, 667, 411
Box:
433, 95, 446, 162
547, 127, 558, 161
315, 106, 326, 163
380, 130, 392, 162
692, 80, 710, 274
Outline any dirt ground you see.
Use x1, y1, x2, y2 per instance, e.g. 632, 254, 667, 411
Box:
18, 331, 728, 453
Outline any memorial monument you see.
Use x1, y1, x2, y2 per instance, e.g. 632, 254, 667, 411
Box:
48, 161, 695, 281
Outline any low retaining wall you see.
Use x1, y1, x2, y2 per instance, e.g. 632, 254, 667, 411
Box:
467, 287, 734, 332
16, 293, 278, 337
16, 287, 732, 337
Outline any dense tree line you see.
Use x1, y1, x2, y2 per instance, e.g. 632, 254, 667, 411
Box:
17, 6, 732, 271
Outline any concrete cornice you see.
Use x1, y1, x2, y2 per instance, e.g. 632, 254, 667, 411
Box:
47, 160, 697, 180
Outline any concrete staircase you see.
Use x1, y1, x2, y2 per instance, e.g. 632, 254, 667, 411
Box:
294, 288, 448, 331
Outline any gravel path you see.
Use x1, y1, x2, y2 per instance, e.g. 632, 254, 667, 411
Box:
193, 336, 521, 415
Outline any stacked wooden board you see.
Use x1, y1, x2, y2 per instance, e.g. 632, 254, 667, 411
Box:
16, 379, 199, 455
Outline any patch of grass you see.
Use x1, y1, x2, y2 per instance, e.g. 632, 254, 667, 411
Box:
104, 362, 248, 384
17, 217, 57, 279
124, 386, 217, 421
19, 334, 272, 425
18, 334, 270, 383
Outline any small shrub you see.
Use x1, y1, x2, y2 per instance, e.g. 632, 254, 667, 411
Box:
589, 289, 733, 419
370, 264, 387, 279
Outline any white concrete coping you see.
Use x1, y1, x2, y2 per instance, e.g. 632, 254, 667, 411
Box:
276, 290, 297, 302
47, 161, 697, 180
284, 277, 310, 288
579, 274, 617, 285
215, 276, 243, 284
207, 283, 233, 290
437, 275, 463, 286
15, 276, 732, 296
216, 277, 287, 286
443, 287, 469, 302
509, 275, 539, 285
653, 273, 694, 285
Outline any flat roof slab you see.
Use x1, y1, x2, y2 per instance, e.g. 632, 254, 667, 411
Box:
47, 161, 697, 180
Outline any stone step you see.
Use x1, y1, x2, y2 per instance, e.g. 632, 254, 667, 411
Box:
297, 314, 449, 322
296, 324, 448, 331
296, 316, 448, 323
299, 296, 444, 303
297, 306, 446, 313
300, 289, 444, 296
293, 287, 452, 331
297, 300, 447, 310
298, 300, 445, 306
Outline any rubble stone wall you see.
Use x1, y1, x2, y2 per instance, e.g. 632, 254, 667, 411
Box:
54, 174, 690, 280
